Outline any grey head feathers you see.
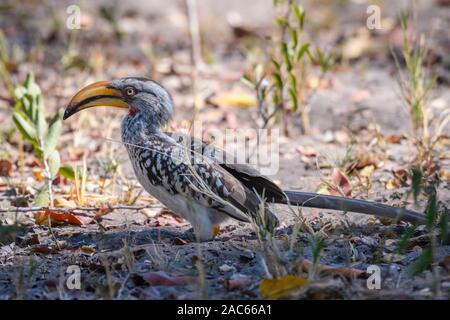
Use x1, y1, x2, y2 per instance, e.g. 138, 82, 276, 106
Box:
110, 77, 174, 128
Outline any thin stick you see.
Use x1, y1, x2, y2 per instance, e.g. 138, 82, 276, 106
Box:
0, 204, 162, 214
186, 0, 203, 111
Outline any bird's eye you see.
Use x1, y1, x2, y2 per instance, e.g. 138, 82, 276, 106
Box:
125, 87, 136, 96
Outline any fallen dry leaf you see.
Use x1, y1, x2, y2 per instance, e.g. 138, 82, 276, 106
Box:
386, 168, 409, 190
0, 159, 13, 176
259, 275, 308, 299
32, 244, 57, 254
225, 274, 252, 290
94, 203, 112, 219
33, 169, 45, 181
438, 256, 450, 273
356, 153, 379, 169
209, 91, 256, 109
142, 271, 198, 286
35, 208, 95, 226
330, 168, 352, 197
385, 179, 397, 190
437, 0, 450, 7
385, 134, 406, 144
81, 245, 96, 256
32, 240, 66, 254
359, 165, 375, 178
294, 260, 367, 279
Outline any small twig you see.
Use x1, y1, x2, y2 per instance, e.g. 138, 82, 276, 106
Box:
0, 204, 163, 214
186, 0, 203, 69
186, 0, 203, 112
0, 94, 14, 106
43, 157, 54, 207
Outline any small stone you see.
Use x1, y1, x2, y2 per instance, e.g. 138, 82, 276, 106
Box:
219, 264, 234, 273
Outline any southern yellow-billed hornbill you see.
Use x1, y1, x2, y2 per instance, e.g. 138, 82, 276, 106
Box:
64, 77, 427, 241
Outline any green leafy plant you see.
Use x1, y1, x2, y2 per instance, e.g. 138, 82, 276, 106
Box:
394, 10, 448, 178
400, 168, 448, 296
242, 0, 334, 135
12, 73, 71, 206
406, 185, 439, 276
393, 11, 448, 294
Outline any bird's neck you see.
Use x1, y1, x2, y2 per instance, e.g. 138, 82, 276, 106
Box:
121, 115, 162, 146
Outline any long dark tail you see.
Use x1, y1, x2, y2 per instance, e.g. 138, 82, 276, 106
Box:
277, 190, 427, 225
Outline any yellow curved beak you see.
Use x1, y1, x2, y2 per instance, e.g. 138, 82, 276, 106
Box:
63, 81, 129, 120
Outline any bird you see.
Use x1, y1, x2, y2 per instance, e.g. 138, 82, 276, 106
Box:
63, 77, 427, 241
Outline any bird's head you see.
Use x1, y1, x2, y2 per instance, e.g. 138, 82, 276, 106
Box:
63, 77, 174, 128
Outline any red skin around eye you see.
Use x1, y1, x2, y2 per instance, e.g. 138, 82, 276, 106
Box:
128, 106, 139, 116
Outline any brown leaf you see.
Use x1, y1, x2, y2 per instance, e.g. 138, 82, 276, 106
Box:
386, 168, 410, 190
35, 208, 95, 226
142, 271, 198, 286
438, 256, 450, 273
225, 274, 252, 290
355, 153, 379, 169
81, 245, 96, 256
294, 259, 366, 279
385, 134, 406, 144
32, 244, 57, 254
330, 168, 352, 197
0, 159, 13, 177
31, 241, 66, 254
94, 204, 112, 219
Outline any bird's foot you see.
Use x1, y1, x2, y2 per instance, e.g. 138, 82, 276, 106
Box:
181, 225, 219, 242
